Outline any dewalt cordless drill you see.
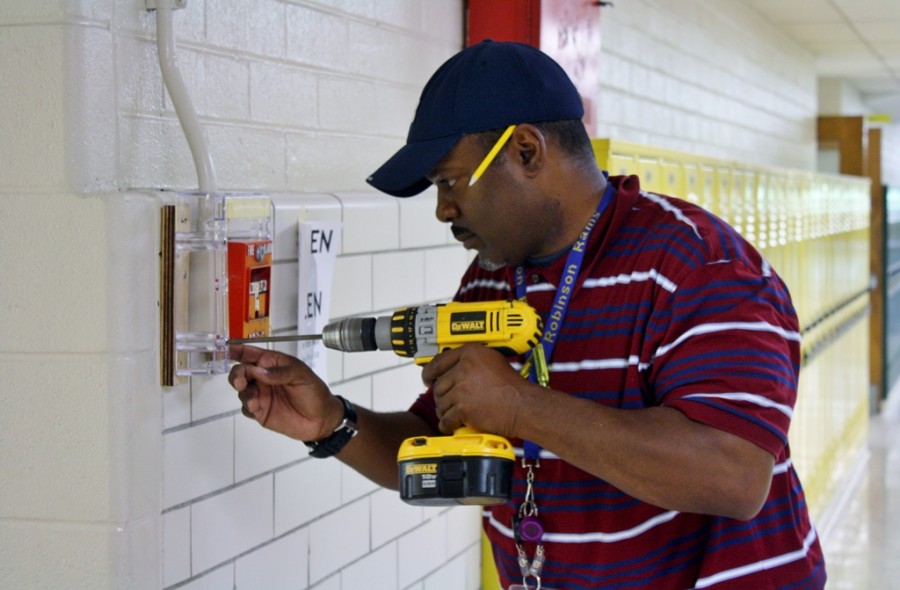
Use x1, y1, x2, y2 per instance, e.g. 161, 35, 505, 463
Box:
325, 299, 542, 506
235, 299, 543, 505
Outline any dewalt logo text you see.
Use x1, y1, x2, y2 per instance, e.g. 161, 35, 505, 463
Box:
406, 463, 438, 475
450, 311, 488, 334
450, 320, 485, 333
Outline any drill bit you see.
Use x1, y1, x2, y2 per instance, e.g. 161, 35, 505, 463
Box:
229, 317, 380, 352
229, 333, 323, 345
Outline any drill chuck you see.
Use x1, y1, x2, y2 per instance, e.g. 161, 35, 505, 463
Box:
322, 317, 373, 352
321, 315, 395, 352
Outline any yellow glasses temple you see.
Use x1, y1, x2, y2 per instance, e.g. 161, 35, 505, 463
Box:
469, 124, 517, 187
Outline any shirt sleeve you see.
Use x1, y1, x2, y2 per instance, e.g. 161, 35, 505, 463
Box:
645, 257, 801, 458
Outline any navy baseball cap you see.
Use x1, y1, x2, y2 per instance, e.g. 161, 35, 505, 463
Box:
366, 40, 584, 197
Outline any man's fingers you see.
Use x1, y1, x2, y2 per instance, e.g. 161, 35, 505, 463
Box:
437, 405, 463, 434
228, 363, 249, 391
421, 347, 462, 386
230, 362, 270, 423
228, 343, 269, 364
237, 383, 256, 405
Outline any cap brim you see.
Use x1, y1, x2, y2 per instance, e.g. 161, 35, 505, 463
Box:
366, 134, 462, 197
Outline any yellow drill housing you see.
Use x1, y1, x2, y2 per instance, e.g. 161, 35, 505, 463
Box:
388, 299, 542, 364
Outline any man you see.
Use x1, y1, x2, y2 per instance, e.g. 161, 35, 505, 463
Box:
229, 40, 825, 589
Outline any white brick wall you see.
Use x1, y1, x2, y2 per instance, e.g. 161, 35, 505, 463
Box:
141, 1, 475, 587
597, 0, 820, 171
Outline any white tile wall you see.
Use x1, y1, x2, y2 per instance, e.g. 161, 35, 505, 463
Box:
424, 246, 473, 301
163, 382, 193, 430
191, 476, 274, 574
371, 489, 425, 548
338, 192, 401, 255
176, 565, 234, 590
235, 530, 310, 590
341, 463, 380, 506
372, 364, 429, 414
340, 542, 399, 590
273, 459, 343, 536
163, 418, 234, 509
234, 416, 306, 482
372, 250, 426, 309
424, 548, 480, 590
399, 192, 445, 249
191, 373, 239, 421
331, 254, 375, 317
163, 507, 191, 587
397, 516, 448, 588
445, 505, 483, 557
310, 574, 342, 590
308, 498, 371, 584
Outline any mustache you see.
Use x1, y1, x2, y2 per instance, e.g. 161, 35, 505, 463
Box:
451, 225, 472, 239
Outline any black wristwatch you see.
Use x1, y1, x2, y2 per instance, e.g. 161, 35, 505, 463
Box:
305, 396, 358, 458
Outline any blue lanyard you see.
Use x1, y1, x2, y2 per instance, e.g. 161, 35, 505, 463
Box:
514, 181, 615, 460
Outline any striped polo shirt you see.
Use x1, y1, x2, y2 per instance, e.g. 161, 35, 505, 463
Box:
409, 174, 825, 589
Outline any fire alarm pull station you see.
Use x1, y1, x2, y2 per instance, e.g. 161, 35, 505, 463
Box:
227, 239, 272, 340
160, 192, 273, 385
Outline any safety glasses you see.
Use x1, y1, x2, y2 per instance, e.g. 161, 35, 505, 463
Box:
468, 124, 517, 187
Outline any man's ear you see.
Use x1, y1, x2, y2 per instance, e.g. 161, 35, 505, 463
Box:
509, 124, 546, 177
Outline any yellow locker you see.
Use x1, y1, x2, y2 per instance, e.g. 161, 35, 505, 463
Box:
740, 169, 757, 247
638, 157, 661, 193
609, 153, 634, 177
697, 165, 717, 217
716, 167, 734, 227
661, 160, 684, 198
684, 163, 701, 206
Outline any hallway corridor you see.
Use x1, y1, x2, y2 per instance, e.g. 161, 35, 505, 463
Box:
821, 389, 900, 589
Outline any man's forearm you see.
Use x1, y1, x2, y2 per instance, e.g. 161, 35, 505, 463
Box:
517, 385, 774, 520
335, 408, 437, 490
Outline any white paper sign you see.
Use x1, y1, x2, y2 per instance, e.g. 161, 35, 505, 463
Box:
297, 220, 342, 380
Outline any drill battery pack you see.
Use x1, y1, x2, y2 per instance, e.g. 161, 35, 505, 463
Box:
397, 428, 515, 506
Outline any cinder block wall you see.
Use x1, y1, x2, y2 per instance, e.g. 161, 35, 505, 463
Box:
0, 1, 844, 589
597, 0, 819, 171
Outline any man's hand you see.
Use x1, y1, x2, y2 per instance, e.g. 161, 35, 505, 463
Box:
421, 344, 536, 437
228, 345, 343, 442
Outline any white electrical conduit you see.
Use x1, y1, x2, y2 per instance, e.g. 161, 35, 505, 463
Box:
155, 5, 217, 193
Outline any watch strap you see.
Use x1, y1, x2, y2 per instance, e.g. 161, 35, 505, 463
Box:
305, 396, 358, 458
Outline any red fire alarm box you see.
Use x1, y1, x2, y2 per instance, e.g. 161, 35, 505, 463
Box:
228, 239, 272, 340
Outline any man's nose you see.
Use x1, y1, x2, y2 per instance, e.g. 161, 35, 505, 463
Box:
435, 191, 459, 223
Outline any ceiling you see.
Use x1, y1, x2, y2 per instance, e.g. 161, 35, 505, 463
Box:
749, 0, 900, 122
